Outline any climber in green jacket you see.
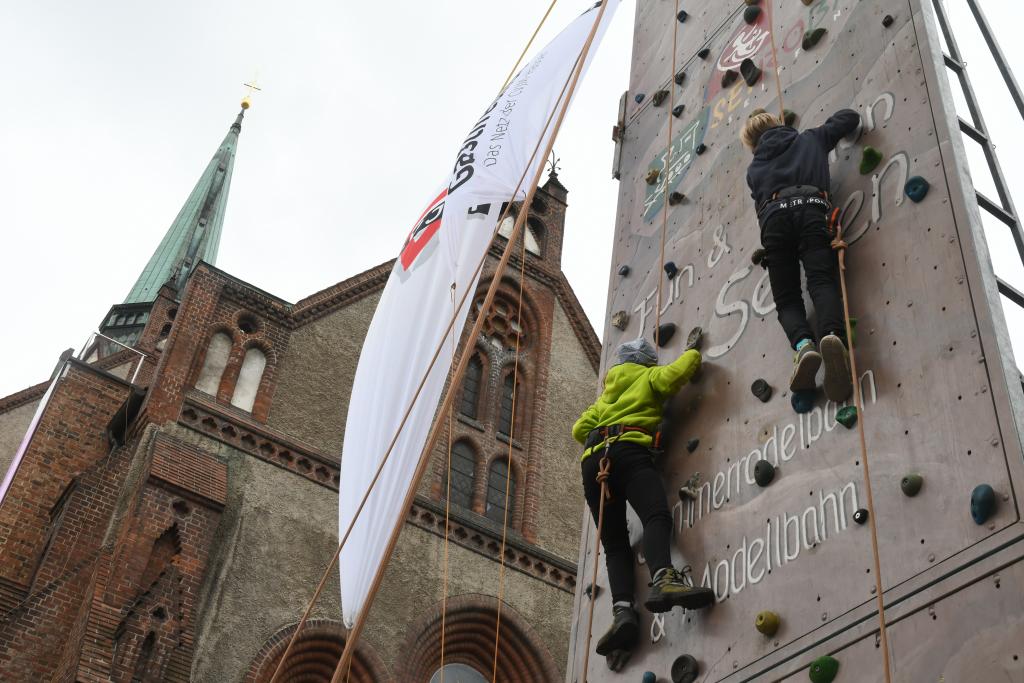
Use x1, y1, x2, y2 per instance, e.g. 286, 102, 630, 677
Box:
573, 338, 714, 665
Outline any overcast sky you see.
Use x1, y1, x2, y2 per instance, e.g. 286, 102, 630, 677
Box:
2, 1, 1023, 399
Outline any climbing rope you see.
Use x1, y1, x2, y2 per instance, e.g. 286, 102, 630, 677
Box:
501, 0, 559, 91
766, 2, 786, 122
579, 450, 613, 682
655, 0, 682, 342
439, 284, 458, 683
831, 211, 893, 683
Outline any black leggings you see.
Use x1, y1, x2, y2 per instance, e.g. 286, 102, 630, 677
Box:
581, 442, 673, 604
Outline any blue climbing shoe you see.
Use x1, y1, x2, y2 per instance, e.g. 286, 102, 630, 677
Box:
819, 334, 852, 402
789, 342, 822, 392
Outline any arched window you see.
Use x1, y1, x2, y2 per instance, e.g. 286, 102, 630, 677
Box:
231, 347, 267, 412
485, 460, 515, 524
195, 332, 231, 395
430, 663, 488, 683
460, 355, 483, 419
443, 442, 476, 509
497, 373, 518, 436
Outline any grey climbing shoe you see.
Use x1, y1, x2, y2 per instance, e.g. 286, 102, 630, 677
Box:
789, 342, 822, 392
644, 568, 716, 613
819, 334, 852, 402
606, 648, 633, 672
595, 604, 639, 656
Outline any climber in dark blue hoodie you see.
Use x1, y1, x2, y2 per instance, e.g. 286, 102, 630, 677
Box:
742, 109, 861, 402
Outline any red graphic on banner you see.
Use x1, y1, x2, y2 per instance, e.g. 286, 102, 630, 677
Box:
399, 189, 447, 272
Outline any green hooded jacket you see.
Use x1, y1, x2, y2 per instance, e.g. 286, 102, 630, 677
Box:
572, 349, 702, 460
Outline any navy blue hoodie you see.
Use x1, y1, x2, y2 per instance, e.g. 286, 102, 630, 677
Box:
745, 109, 860, 223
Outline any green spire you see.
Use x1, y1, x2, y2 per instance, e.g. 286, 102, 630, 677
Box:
123, 107, 245, 303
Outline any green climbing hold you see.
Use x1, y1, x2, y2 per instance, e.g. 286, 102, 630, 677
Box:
671, 654, 700, 683
653, 89, 670, 106
792, 389, 815, 414
722, 69, 739, 88
783, 109, 798, 127
808, 655, 839, 683
672, 104, 686, 118
755, 610, 780, 636
835, 406, 857, 429
740, 58, 762, 86
655, 322, 677, 347
669, 191, 686, 205
744, 5, 762, 24
901, 473, 923, 497
905, 176, 930, 202
860, 147, 883, 174
802, 27, 827, 50
646, 168, 661, 185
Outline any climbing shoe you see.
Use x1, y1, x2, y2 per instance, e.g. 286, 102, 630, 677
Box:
595, 604, 639, 656
789, 342, 822, 393
819, 334, 852, 402
605, 648, 632, 673
644, 568, 716, 613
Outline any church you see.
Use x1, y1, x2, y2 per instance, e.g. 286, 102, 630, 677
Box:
0, 103, 600, 682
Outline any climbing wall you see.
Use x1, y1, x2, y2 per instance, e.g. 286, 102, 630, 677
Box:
567, 1, 1024, 681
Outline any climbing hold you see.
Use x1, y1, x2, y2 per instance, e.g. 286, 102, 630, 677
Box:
646, 168, 661, 185
672, 104, 686, 118
635, 93, 646, 104
685, 326, 703, 351
754, 460, 776, 487
743, 5, 762, 24
901, 473, 923, 497
800, 0, 814, 5
740, 58, 762, 87
669, 191, 686, 206
783, 109, 798, 127
835, 406, 858, 429
792, 390, 815, 414
808, 655, 839, 683
655, 322, 677, 347
676, 9, 688, 23
853, 508, 869, 525
678, 472, 702, 501
744, 0, 761, 5
686, 438, 700, 453
674, 69, 686, 86
653, 89, 670, 106
905, 176, 930, 202
751, 378, 773, 402
671, 654, 700, 683
642, 672, 657, 683
802, 27, 828, 50
618, 264, 631, 277
697, 47, 711, 60
695, 143, 707, 155
611, 310, 630, 330
860, 146, 883, 174
970, 484, 997, 524
664, 261, 679, 279
751, 248, 767, 268
721, 69, 739, 88
755, 610, 780, 636
584, 582, 602, 599
882, 14, 895, 27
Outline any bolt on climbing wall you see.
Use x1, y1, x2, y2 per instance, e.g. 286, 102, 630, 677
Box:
567, 1, 1024, 681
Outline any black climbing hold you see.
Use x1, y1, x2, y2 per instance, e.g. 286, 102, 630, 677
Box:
783, 109, 798, 127
721, 69, 739, 88
802, 27, 827, 50
664, 261, 679, 279
671, 654, 700, 683
697, 47, 711, 60
642, 671, 656, 683
653, 89, 670, 106
695, 143, 707, 155
685, 326, 703, 351
672, 104, 686, 118
635, 93, 646, 104
751, 378, 772, 402
901, 473, 923, 497
584, 582, 602, 599
674, 69, 686, 86
754, 460, 775, 487
808, 655, 839, 683
646, 168, 661, 185
971, 484, 997, 524
751, 247, 767, 268
744, 0, 761, 5
755, 610, 780, 636
905, 176, 930, 202
835, 406, 857, 429
686, 438, 700, 453
618, 264, 631, 277
655, 322, 677, 347
740, 58, 762, 86
611, 310, 629, 330
882, 14, 894, 27
853, 508, 869, 525
744, 5, 762, 24
669, 191, 686, 206
792, 389, 814, 414
676, 9, 688, 22
860, 146, 883, 174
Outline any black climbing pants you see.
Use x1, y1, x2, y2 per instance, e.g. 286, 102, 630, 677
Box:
581, 442, 673, 604
761, 203, 846, 349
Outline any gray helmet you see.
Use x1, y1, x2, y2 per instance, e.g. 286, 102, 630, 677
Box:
614, 338, 658, 367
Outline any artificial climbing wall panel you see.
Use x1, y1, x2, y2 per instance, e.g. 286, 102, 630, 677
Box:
567, 0, 1024, 681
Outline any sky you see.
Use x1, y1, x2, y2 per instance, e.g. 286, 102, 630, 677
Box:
1, 1, 1023, 398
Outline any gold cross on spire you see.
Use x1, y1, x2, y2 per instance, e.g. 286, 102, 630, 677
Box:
241, 78, 262, 110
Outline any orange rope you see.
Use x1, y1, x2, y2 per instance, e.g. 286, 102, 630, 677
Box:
501, 0, 560, 91
439, 284, 458, 683
767, 2, 786, 121
579, 453, 612, 682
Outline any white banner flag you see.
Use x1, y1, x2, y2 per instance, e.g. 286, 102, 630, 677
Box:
337, 1, 618, 627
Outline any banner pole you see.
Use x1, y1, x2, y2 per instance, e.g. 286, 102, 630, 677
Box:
329, 3, 611, 679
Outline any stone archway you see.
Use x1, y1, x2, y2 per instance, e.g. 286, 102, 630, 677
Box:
245, 618, 392, 683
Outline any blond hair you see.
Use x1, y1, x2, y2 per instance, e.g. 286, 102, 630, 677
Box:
741, 113, 782, 151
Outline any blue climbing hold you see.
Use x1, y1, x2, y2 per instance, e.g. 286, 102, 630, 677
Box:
635, 93, 646, 104
905, 176, 930, 203
642, 672, 657, 683
791, 390, 815, 414
971, 484, 997, 525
